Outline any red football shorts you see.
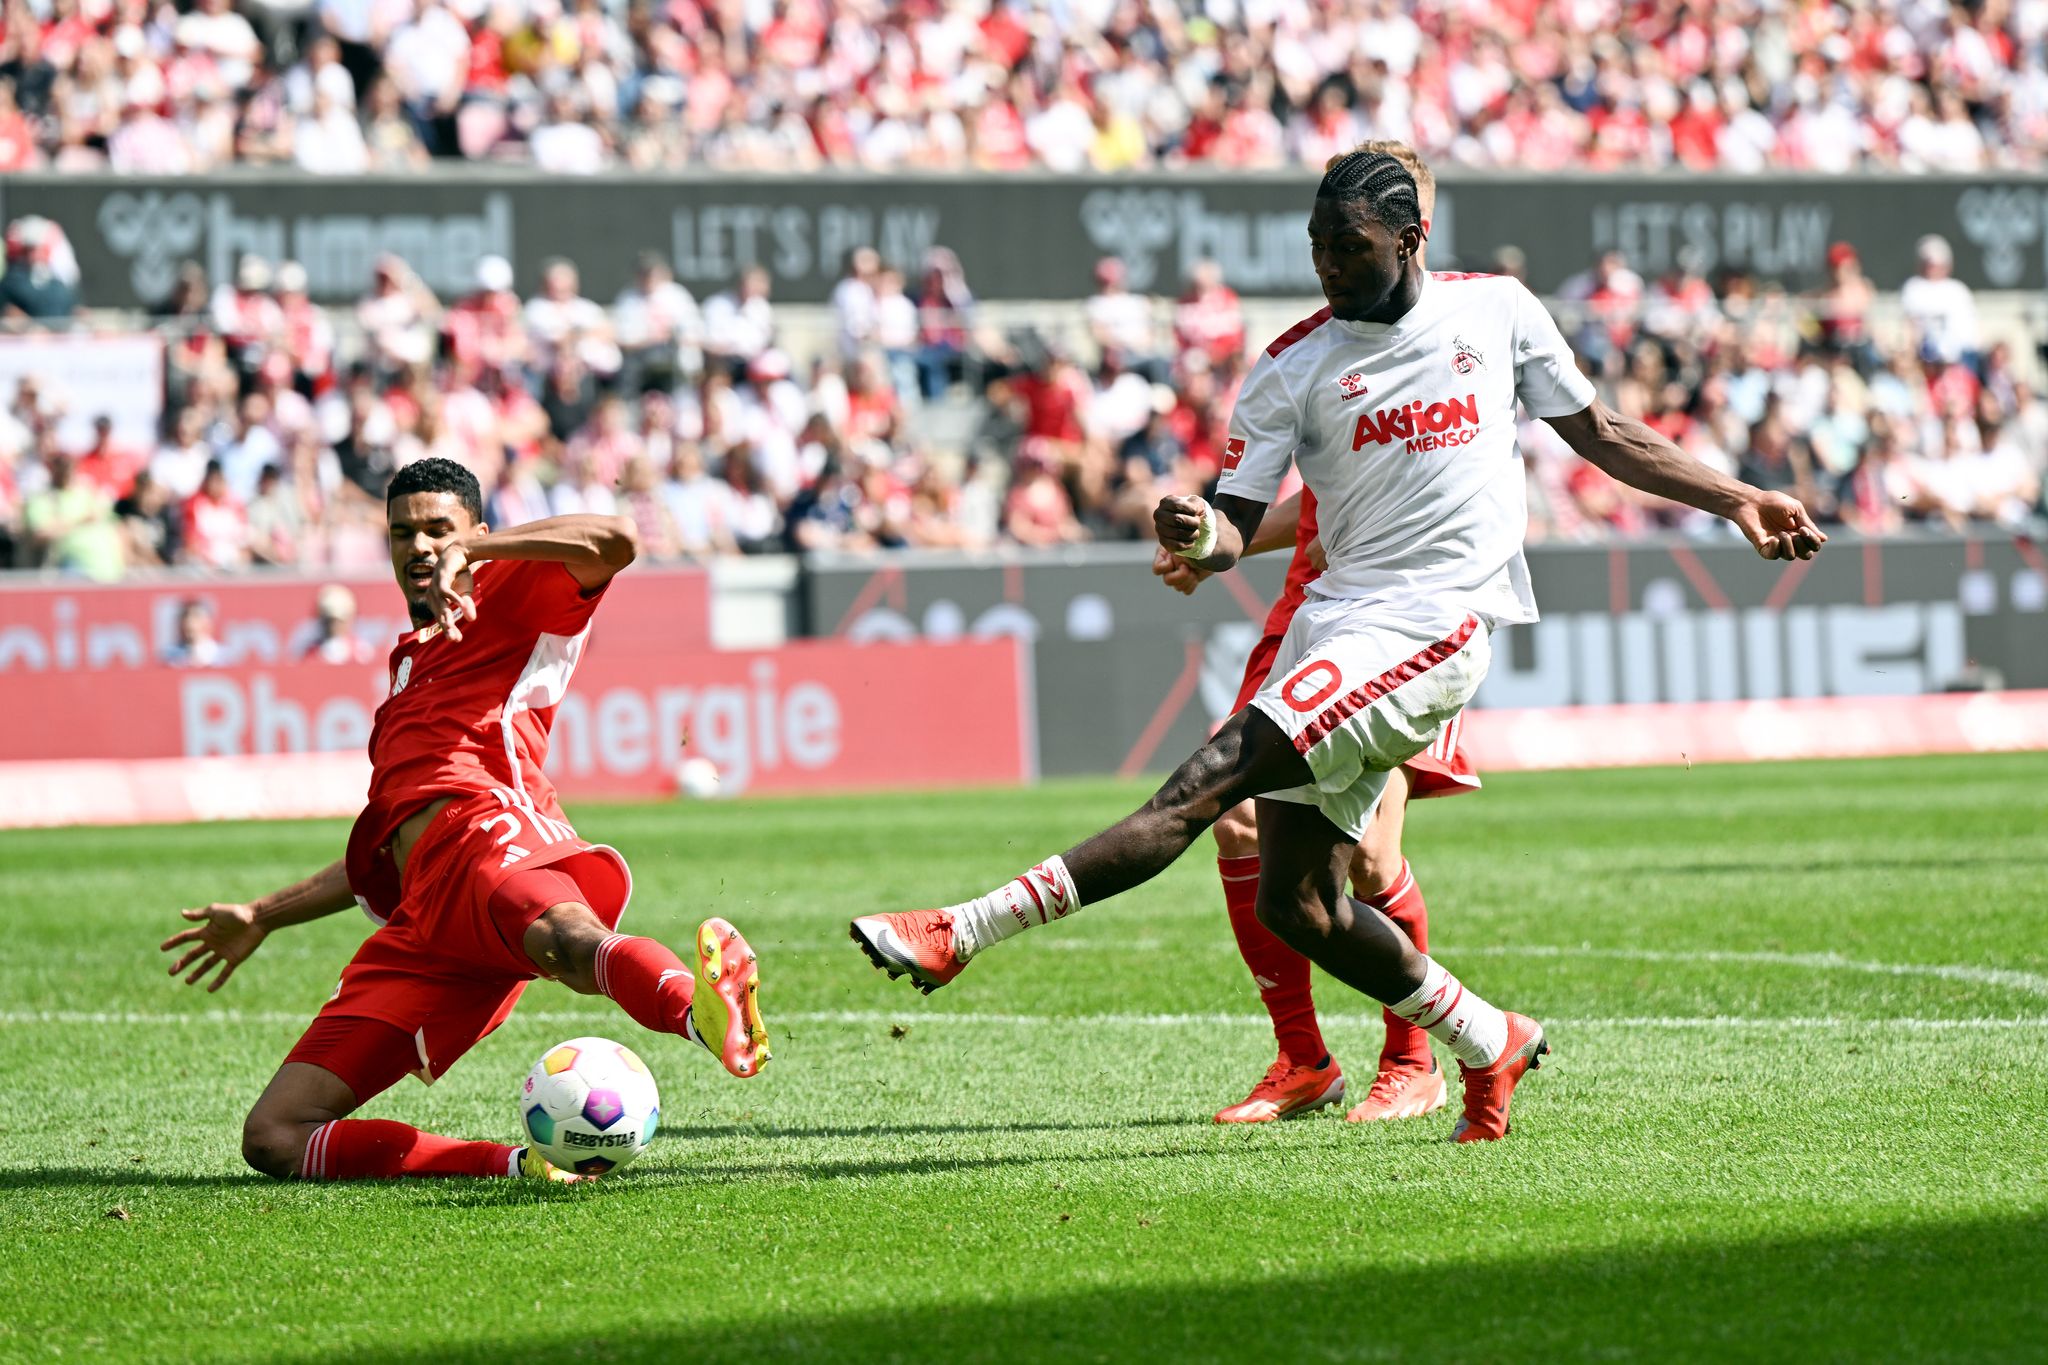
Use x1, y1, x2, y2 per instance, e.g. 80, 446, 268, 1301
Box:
1233, 621, 1480, 801
284, 788, 633, 1103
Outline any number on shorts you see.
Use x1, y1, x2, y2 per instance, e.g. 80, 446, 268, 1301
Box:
1281, 658, 1343, 712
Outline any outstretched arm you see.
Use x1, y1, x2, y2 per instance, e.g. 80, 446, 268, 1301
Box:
160, 859, 358, 992
429, 513, 640, 638
1545, 401, 1826, 560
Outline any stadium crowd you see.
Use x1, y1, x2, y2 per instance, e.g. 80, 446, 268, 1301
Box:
0, 0, 2046, 175
0, 218, 2043, 579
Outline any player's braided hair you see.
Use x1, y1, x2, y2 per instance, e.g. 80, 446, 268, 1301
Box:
1315, 149, 1423, 236
387, 455, 484, 523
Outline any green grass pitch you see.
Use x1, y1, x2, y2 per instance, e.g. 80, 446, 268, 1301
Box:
3, 753, 2046, 1363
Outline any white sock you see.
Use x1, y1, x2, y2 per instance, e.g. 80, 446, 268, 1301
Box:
950, 856, 1082, 960
1386, 957, 1508, 1069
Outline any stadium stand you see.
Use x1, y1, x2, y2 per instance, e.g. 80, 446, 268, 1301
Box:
0, 0, 2044, 174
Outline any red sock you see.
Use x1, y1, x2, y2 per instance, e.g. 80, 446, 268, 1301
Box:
1363, 860, 1434, 1073
594, 934, 697, 1042
301, 1119, 516, 1180
1219, 855, 1327, 1066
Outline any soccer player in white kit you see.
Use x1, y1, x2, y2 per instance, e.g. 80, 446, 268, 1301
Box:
852, 150, 1825, 1142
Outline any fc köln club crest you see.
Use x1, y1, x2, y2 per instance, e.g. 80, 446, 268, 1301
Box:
1451, 336, 1484, 375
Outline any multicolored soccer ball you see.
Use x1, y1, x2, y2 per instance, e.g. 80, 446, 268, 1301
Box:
519, 1036, 660, 1176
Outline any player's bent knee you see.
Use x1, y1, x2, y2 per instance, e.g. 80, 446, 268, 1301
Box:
522, 904, 608, 992
241, 1113, 309, 1179
1212, 801, 1259, 859
1253, 892, 1324, 944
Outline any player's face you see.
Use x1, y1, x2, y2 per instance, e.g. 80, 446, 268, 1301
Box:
387, 491, 480, 625
1308, 198, 1416, 322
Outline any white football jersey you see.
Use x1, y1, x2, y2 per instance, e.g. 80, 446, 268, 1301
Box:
1217, 272, 1595, 631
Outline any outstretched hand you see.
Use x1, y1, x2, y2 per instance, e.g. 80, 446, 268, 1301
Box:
161, 903, 268, 992
1733, 491, 1827, 561
1151, 544, 1210, 596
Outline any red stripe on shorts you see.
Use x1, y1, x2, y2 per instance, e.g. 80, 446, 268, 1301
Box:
1293, 615, 1479, 756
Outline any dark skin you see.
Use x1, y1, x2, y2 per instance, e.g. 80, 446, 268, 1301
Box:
159, 494, 641, 1177
1048, 194, 1828, 1011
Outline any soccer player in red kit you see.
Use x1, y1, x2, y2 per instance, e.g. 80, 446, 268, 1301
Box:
161, 458, 770, 1182
1153, 142, 1472, 1127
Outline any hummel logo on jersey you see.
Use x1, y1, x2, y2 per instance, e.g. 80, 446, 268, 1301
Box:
1351, 394, 1481, 454
1451, 335, 1485, 375
1336, 371, 1368, 400
1222, 437, 1246, 471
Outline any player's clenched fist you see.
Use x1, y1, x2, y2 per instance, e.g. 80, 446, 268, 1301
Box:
161, 902, 268, 992
1154, 495, 1211, 554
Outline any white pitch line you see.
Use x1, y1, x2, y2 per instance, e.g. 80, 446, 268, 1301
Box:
1037, 941, 2048, 999
3, 1008, 2044, 1032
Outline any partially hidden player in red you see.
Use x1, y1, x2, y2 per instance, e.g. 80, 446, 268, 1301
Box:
161, 458, 770, 1182
1152, 140, 1471, 1127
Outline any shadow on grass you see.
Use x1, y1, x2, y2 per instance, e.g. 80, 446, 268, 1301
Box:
655, 1115, 1202, 1141
0, 1167, 265, 1191
285, 1210, 2048, 1364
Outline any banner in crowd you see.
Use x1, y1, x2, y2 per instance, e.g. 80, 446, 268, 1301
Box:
0, 636, 1031, 824
0, 333, 161, 453
805, 532, 2048, 777
8, 172, 2048, 308
0, 564, 712, 673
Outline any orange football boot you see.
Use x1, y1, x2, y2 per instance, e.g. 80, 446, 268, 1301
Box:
1451, 1012, 1548, 1143
1345, 1059, 1448, 1123
690, 917, 771, 1078
1213, 1056, 1346, 1123
850, 909, 967, 995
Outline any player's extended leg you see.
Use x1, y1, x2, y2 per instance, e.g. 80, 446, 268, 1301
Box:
519, 893, 771, 1079
247, 1028, 558, 1181
1211, 800, 1344, 1123
1253, 797, 1547, 1142
1341, 768, 1449, 1123
851, 707, 1308, 993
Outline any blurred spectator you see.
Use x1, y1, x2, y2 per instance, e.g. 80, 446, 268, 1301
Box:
356, 255, 438, 373
115, 470, 180, 566
1085, 259, 1160, 376
74, 415, 140, 501
915, 247, 975, 399
24, 451, 123, 579
180, 460, 250, 569
832, 247, 882, 360
1174, 261, 1246, 371
162, 598, 224, 667
612, 253, 700, 395
702, 266, 776, 378
0, 217, 78, 320
246, 462, 304, 565
303, 583, 376, 663
1899, 235, 1981, 368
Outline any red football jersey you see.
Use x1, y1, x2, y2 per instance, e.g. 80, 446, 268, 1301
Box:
1257, 488, 1322, 640
345, 558, 605, 919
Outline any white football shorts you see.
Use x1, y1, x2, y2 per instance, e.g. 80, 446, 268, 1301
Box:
1248, 597, 1492, 840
